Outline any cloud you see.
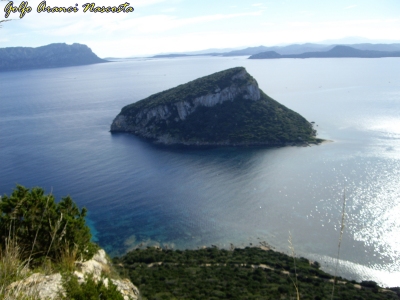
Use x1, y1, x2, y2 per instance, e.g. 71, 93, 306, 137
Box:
132, 0, 168, 7
34, 10, 264, 36
161, 8, 177, 13
288, 21, 313, 27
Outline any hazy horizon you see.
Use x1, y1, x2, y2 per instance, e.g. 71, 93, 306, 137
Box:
115, 36, 400, 58
1, 0, 399, 57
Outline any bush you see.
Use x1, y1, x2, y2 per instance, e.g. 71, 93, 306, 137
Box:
360, 280, 379, 288
0, 185, 96, 265
61, 273, 124, 300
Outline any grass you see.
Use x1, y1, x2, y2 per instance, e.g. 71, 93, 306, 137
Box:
0, 237, 38, 300
0, 217, 122, 300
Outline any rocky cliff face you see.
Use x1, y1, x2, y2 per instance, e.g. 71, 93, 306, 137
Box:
111, 69, 260, 130
111, 68, 260, 141
111, 67, 318, 146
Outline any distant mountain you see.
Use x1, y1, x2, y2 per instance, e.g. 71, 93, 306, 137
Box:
0, 43, 106, 72
151, 54, 192, 58
164, 47, 241, 56
221, 44, 332, 56
350, 43, 400, 52
149, 44, 331, 58
148, 43, 400, 59
249, 45, 400, 59
220, 46, 271, 56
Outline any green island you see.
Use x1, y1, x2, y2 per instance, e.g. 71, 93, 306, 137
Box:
110, 67, 322, 147
1, 185, 399, 299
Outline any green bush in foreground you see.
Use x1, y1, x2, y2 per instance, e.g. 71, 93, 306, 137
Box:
0, 185, 97, 265
61, 273, 124, 300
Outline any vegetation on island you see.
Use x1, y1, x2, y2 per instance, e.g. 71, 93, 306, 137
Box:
114, 247, 400, 300
120, 67, 256, 113
112, 67, 320, 146
158, 91, 319, 145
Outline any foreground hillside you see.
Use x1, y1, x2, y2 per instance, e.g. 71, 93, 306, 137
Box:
114, 247, 400, 300
111, 67, 320, 146
0, 185, 138, 300
0, 43, 106, 71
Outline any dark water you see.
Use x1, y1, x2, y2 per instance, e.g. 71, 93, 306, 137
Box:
1, 57, 399, 286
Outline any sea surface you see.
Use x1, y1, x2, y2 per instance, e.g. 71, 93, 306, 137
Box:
1, 56, 399, 287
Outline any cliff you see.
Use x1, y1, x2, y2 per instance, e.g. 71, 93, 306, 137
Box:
111, 67, 319, 146
0, 43, 106, 71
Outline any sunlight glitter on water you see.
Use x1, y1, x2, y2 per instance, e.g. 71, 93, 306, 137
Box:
346, 158, 400, 275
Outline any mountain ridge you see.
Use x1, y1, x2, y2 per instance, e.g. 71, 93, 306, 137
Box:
249, 45, 400, 59
148, 43, 400, 59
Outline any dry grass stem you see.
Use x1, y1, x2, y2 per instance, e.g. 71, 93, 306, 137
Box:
288, 231, 300, 300
28, 194, 52, 264
331, 188, 347, 300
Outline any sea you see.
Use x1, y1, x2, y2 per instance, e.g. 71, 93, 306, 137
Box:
0, 56, 399, 287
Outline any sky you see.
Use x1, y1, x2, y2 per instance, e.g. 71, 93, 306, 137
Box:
1, 0, 400, 57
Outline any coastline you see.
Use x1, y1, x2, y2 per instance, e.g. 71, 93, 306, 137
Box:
110, 131, 327, 149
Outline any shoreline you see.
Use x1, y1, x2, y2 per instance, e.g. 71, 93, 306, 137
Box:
110, 131, 328, 149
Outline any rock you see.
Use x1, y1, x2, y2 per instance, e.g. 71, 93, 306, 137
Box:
111, 278, 140, 300
5, 249, 140, 300
5, 273, 64, 299
74, 248, 109, 282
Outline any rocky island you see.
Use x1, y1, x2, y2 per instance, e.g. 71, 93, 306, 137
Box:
111, 67, 320, 146
0, 43, 106, 72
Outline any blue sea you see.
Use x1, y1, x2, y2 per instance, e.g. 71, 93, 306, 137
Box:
1, 56, 399, 287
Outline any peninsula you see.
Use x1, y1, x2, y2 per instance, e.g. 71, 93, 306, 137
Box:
110, 67, 320, 146
0, 43, 106, 72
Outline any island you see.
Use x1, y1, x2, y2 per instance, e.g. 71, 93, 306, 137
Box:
249, 45, 400, 59
0, 43, 106, 72
110, 67, 321, 146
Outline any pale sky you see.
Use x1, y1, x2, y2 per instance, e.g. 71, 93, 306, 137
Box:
1, 0, 400, 57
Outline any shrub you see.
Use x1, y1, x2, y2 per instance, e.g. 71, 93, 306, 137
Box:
61, 273, 124, 300
0, 185, 96, 265
360, 280, 379, 288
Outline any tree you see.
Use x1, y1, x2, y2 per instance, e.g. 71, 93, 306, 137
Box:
0, 185, 97, 265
